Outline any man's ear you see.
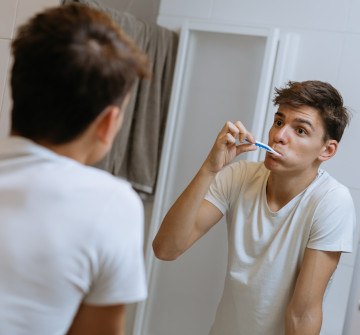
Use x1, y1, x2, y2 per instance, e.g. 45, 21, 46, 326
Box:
95, 106, 123, 145
318, 139, 338, 162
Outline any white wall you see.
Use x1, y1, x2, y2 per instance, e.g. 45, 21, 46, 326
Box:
154, 0, 360, 334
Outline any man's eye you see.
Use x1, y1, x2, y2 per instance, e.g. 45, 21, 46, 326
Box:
297, 128, 306, 135
274, 120, 282, 127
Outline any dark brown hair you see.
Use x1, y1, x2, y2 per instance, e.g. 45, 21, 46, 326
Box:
273, 80, 350, 142
11, 3, 150, 144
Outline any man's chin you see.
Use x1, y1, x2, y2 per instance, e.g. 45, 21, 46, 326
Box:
263, 156, 283, 170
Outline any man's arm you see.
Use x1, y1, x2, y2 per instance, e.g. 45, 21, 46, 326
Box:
285, 248, 341, 335
152, 121, 257, 261
153, 169, 224, 261
67, 304, 125, 335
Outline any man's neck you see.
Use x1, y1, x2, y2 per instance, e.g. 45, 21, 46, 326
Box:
266, 168, 319, 212
35, 135, 98, 165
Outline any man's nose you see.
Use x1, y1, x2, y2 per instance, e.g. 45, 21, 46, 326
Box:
273, 126, 288, 143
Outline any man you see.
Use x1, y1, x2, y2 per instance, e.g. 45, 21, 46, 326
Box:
153, 80, 356, 334
0, 3, 150, 335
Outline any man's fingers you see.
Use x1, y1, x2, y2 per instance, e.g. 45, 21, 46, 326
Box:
220, 121, 255, 144
217, 132, 236, 146
233, 121, 256, 143
236, 143, 257, 155
217, 121, 257, 156
219, 121, 239, 139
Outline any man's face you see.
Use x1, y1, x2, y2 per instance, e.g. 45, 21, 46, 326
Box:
264, 104, 329, 174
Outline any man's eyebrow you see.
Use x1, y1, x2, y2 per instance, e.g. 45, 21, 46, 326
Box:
294, 118, 315, 131
275, 111, 315, 131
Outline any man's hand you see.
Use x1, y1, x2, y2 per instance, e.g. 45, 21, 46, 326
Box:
202, 121, 257, 174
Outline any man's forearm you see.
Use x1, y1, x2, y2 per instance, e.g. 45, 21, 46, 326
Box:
153, 120, 256, 261
285, 308, 322, 335
152, 166, 217, 260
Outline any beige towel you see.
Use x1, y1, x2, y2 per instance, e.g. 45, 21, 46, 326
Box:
63, 0, 178, 194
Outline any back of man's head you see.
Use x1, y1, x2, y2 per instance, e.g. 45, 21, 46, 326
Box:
10, 3, 150, 144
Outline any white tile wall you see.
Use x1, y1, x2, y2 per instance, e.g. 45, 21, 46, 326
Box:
323, 263, 355, 335
323, 34, 360, 189
344, 247, 360, 335
159, 0, 353, 32
346, 0, 360, 33
157, 16, 184, 30
0, 39, 11, 139
0, 40, 10, 96
0, 0, 18, 39
15, 0, 60, 31
290, 31, 344, 84
0, 81, 11, 139
210, 0, 352, 31
159, 0, 213, 19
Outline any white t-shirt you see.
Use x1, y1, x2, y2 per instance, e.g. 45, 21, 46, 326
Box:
205, 160, 355, 335
0, 137, 147, 335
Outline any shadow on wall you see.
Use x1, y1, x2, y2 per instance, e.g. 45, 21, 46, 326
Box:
99, 0, 160, 23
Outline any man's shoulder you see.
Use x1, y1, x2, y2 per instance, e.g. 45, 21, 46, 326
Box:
227, 160, 265, 174
76, 163, 129, 187
60, 164, 143, 234
305, 169, 352, 204
70, 163, 140, 203
314, 169, 349, 193
226, 160, 267, 182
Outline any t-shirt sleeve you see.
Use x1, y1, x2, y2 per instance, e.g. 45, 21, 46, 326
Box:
307, 185, 356, 253
204, 161, 246, 214
84, 184, 147, 305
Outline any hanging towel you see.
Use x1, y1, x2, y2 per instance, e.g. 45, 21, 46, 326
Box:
62, 0, 178, 195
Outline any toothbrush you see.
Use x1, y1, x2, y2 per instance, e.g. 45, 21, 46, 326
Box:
245, 140, 281, 156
